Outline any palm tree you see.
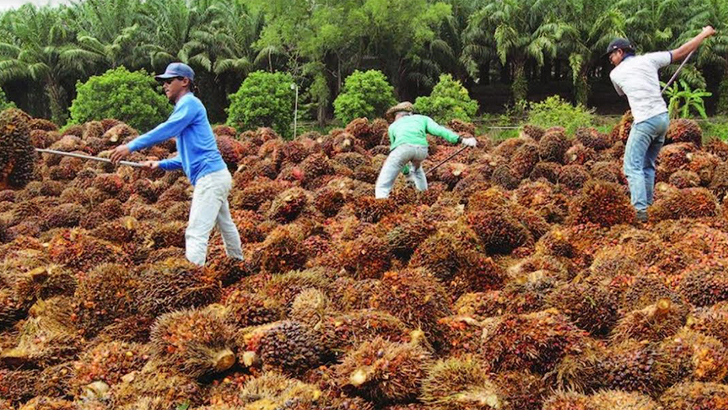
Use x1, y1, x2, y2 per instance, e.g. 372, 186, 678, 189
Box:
0, 4, 99, 123
556, 0, 626, 105
464, 0, 560, 103
66, 0, 148, 70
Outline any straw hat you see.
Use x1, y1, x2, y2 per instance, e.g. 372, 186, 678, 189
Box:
385, 101, 414, 122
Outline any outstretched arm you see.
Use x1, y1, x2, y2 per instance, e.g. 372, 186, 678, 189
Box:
671, 26, 715, 62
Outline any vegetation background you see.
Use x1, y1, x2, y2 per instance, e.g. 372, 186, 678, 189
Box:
0, 0, 726, 133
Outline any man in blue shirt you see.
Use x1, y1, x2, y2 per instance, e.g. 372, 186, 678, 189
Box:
111, 62, 243, 266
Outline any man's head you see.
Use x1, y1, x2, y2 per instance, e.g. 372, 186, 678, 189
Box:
385, 101, 415, 123
605, 38, 635, 66
155, 62, 195, 102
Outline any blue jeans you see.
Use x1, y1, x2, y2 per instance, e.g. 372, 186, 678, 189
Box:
623, 112, 669, 211
375, 144, 429, 198
186, 169, 244, 265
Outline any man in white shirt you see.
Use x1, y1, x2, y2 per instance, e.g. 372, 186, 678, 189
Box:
607, 26, 715, 222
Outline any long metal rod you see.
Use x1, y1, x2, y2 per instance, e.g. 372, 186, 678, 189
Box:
36, 148, 146, 168
661, 49, 695, 94
426, 145, 469, 176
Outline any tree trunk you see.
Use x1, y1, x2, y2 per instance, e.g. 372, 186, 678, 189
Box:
574, 70, 589, 107
511, 61, 528, 103
46, 78, 67, 125
718, 77, 728, 115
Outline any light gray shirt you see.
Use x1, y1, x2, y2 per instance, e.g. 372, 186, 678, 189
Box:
609, 51, 673, 123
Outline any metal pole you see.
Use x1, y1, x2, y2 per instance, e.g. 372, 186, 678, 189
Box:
426, 145, 469, 176
661, 49, 695, 94
292, 83, 298, 138
36, 148, 146, 168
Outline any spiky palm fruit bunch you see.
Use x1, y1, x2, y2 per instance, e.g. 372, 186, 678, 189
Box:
563, 143, 597, 166
93, 313, 155, 344
710, 162, 728, 202
539, 128, 569, 163
150, 305, 236, 378
386, 216, 436, 260
109, 362, 202, 408
135, 258, 221, 316
236, 372, 321, 409
493, 137, 529, 160
41, 203, 85, 230
510, 204, 550, 240
339, 234, 392, 280
466, 210, 531, 254
705, 138, 728, 161
490, 164, 519, 190
669, 170, 701, 188
685, 151, 719, 186
530, 161, 561, 183
163, 201, 189, 221
650, 187, 720, 222
666, 118, 703, 147
520, 124, 545, 140
344, 118, 375, 150
542, 391, 593, 410
72, 341, 150, 394
620, 275, 681, 313
589, 160, 623, 184
299, 152, 334, 187
611, 110, 634, 144
659, 381, 728, 410
421, 356, 547, 410
91, 173, 124, 197
678, 260, 728, 307
576, 127, 614, 151
102, 122, 137, 144
659, 329, 728, 383
335, 337, 431, 405
259, 268, 331, 309
2, 297, 82, 368
558, 164, 591, 191
687, 302, 728, 345
28, 118, 58, 132
567, 180, 635, 227
599, 339, 677, 396
0, 108, 36, 190
216, 135, 245, 169
318, 309, 411, 358
436, 315, 485, 357
241, 320, 322, 375
0, 368, 40, 405
72, 263, 139, 337
370, 269, 452, 345
289, 288, 331, 328
510, 142, 541, 180
480, 309, 588, 374
327, 277, 381, 311
498, 270, 562, 314
144, 220, 186, 249
267, 187, 309, 223
34, 362, 75, 398
352, 196, 397, 223
231, 179, 286, 211
1, 253, 75, 308
29, 129, 51, 149
453, 291, 509, 321
314, 185, 350, 218
611, 299, 688, 343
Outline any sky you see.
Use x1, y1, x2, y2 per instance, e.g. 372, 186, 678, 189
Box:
0, 0, 73, 11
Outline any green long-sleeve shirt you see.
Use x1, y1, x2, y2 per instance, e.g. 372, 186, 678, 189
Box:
387, 114, 460, 151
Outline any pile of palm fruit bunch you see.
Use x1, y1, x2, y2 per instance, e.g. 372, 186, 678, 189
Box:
2, 105, 728, 410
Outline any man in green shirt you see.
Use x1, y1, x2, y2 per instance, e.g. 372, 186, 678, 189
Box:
375, 101, 477, 198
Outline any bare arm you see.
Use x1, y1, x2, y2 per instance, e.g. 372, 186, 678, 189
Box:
671, 26, 715, 62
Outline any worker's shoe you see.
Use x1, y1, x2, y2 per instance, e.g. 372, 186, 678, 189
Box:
636, 209, 648, 223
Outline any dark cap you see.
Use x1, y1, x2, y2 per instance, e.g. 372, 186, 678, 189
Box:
155, 62, 195, 81
603, 38, 635, 58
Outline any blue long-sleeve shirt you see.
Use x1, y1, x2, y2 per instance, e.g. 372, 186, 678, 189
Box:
127, 93, 226, 186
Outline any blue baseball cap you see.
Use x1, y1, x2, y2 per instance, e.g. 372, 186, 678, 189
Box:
603, 38, 635, 58
155, 62, 195, 81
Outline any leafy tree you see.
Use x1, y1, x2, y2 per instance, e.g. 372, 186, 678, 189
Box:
68, 67, 171, 131
414, 73, 478, 122
227, 70, 295, 138
333, 70, 396, 124
527, 95, 594, 135
0, 4, 98, 123
662, 79, 712, 119
464, 0, 561, 103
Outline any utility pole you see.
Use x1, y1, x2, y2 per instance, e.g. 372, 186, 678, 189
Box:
291, 83, 298, 138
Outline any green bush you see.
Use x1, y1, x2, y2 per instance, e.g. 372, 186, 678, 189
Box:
68, 67, 171, 131
226, 71, 295, 138
526, 95, 594, 135
414, 74, 478, 123
0, 88, 15, 111
333, 70, 396, 124
701, 120, 728, 142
